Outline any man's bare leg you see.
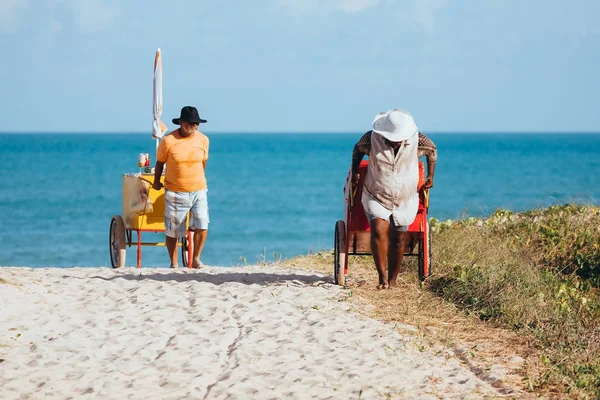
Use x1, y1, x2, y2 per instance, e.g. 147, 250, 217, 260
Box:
166, 235, 178, 268
192, 229, 208, 268
388, 231, 410, 287
370, 218, 390, 288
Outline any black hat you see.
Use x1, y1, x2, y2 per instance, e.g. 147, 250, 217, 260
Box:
172, 106, 207, 125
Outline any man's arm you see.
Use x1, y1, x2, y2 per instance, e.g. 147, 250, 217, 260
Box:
152, 161, 165, 190
153, 137, 169, 190
352, 131, 372, 182
203, 137, 209, 172
425, 161, 435, 189
418, 132, 437, 189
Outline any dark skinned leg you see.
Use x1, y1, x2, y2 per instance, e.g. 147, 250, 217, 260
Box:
387, 227, 399, 286
192, 229, 208, 268
388, 230, 411, 287
166, 235, 178, 268
370, 218, 390, 288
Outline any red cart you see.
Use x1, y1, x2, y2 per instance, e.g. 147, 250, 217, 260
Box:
333, 160, 431, 285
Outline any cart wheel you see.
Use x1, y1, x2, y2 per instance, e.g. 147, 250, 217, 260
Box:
418, 222, 432, 280
181, 236, 189, 268
334, 220, 347, 285
125, 230, 132, 246
109, 215, 126, 268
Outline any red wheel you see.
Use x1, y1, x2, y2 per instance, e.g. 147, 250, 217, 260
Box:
418, 222, 432, 280
109, 215, 126, 268
334, 220, 347, 285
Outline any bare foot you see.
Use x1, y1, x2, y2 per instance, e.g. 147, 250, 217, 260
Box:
191, 260, 204, 269
376, 283, 389, 290
170, 264, 178, 269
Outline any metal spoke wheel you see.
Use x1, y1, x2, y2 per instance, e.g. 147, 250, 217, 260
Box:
109, 215, 126, 268
418, 222, 432, 280
334, 220, 347, 285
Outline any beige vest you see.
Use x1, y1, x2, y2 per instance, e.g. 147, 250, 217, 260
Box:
364, 132, 419, 224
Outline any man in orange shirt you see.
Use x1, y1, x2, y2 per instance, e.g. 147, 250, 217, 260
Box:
152, 106, 210, 268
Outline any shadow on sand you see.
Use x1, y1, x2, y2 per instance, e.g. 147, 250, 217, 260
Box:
66, 270, 332, 287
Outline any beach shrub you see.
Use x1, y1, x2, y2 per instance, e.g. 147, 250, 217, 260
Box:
490, 204, 600, 285
428, 204, 600, 397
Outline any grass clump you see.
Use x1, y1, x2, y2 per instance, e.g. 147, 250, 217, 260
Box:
487, 204, 600, 285
429, 204, 600, 398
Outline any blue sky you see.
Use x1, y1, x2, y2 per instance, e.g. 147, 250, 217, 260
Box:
1, 0, 598, 133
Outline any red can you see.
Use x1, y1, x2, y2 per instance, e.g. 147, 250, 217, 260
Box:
138, 153, 150, 167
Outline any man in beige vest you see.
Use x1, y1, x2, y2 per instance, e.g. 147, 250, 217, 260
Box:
351, 109, 437, 289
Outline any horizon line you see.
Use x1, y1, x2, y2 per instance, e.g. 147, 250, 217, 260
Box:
2, 130, 600, 135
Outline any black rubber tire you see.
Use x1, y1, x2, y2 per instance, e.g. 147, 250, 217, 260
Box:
334, 220, 347, 285
109, 215, 126, 268
181, 236, 189, 268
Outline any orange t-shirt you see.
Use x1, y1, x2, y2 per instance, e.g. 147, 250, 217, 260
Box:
156, 129, 209, 192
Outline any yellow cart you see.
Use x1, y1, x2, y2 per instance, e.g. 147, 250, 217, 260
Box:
109, 173, 192, 268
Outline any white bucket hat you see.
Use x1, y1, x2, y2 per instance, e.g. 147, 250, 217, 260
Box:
372, 109, 418, 142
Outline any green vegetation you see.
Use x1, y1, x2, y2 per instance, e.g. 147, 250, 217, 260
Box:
429, 204, 600, 398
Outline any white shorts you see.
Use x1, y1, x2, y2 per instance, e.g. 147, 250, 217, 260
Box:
362, 191, 410, 232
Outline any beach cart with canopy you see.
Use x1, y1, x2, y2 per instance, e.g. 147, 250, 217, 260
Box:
333, 160, 431, 285
108, 49, 193, 269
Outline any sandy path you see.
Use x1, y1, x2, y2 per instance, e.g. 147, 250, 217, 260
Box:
0, 266, 502, 399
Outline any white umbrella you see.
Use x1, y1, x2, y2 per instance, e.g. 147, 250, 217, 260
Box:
152, 48, 168, 142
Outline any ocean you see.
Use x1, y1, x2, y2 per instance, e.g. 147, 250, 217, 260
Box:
1, 133, 599, 268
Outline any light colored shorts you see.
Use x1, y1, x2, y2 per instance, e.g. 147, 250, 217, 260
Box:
364, 212, 409, 232
164, 189, 209, 238
362, 190, 411, 232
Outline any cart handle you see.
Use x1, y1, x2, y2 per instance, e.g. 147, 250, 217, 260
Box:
350, 181, 358, 209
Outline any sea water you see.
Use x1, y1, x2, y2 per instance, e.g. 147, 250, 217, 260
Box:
0, 132, 598, 267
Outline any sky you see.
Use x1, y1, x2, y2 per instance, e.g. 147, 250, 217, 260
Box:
0, 0, 599, 133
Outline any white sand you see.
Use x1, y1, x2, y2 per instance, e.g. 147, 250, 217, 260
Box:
0, 266, 503, 399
